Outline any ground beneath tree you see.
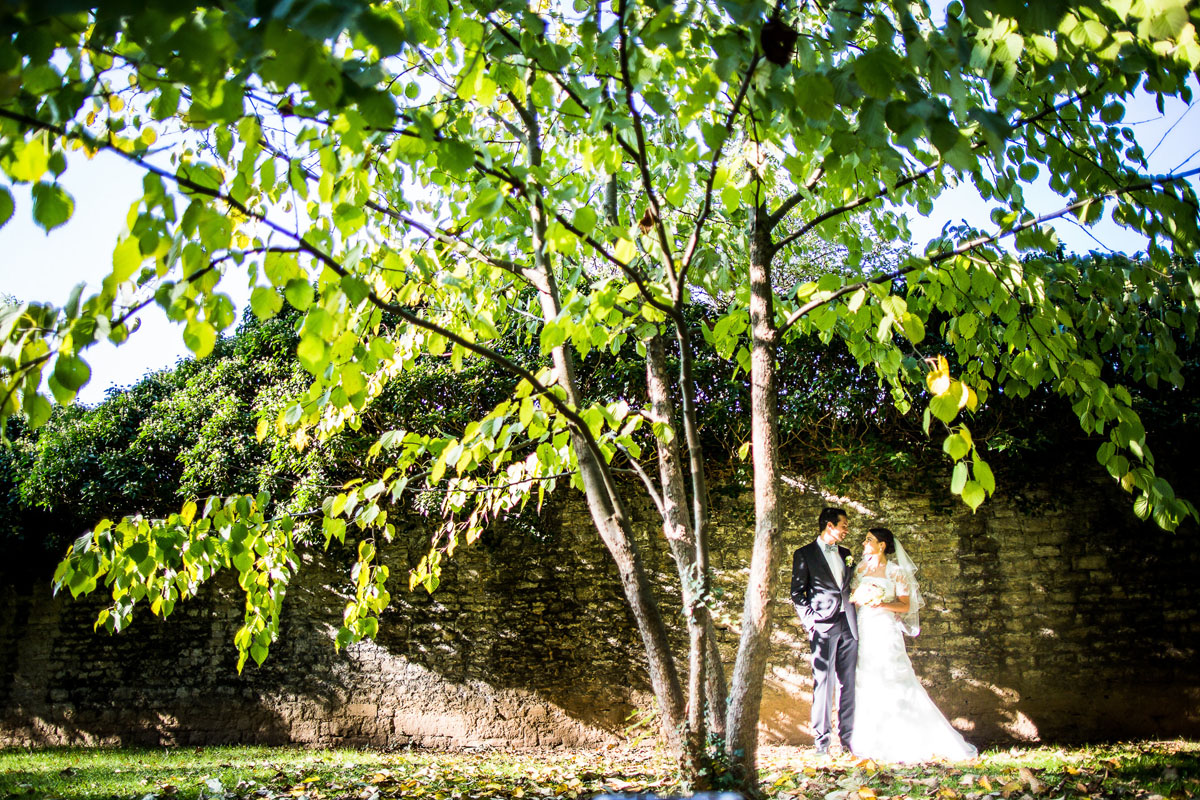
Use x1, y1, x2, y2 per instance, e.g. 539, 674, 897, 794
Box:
0, 740, 1195, 800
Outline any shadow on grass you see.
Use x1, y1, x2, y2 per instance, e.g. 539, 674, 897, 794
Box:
2, 741, 1198, 800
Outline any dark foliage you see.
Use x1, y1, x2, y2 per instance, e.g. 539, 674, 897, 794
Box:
4, 297, 1198, 576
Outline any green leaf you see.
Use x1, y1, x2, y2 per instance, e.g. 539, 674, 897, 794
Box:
0, 187, 13, 230
901, 313, 925, 343
342, 275, 371, 305
962, 480, 986, 511
614, 238, 636, 264
359, 6, 408, 55
853, 50, 896, 99
794, 74, 835, 120
250, 287, 284, 319
1133, 493, 1151, 519
438, 140, 475, 175
929, 393, 961, 424
950, 461, 968, 494
573, 205, 598, 234
284, 279, 314, 311
942, 432, 971, 461
183, 319, 217, 357
974, 457, 995, 494
297, 334, 327, 372
31, 182, 74, 232
24, 392, 52, 428
53, 354, 91, 392
111, 236, 143, 283
9, 139, 49, 182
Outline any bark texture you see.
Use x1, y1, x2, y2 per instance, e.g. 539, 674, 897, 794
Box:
724, 215, 783, 784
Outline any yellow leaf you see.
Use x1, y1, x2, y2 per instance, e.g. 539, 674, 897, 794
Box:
109, 94, 125, 112
858, 787, 877, 799
926, 355, 952, 395
614, 238, 637, 264
256, 418, 270, 443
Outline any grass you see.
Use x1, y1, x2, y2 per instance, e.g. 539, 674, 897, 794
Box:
0, 740, 1196, 800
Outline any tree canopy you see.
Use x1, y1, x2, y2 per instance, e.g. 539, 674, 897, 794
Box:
3, 0, 1200, 788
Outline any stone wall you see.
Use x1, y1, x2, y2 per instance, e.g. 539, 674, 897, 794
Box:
2, 463, 1198, 749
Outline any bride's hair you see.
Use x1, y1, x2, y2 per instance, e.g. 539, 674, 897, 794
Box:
868, 527, 896, 556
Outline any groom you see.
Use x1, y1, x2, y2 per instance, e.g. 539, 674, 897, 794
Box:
791, 506, 858, 754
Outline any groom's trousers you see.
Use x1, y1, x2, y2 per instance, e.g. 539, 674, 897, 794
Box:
810, 615, 857, 751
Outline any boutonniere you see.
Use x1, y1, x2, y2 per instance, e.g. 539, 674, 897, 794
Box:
844, 554, 854, 568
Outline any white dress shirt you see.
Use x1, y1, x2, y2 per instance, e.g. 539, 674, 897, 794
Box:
822, 541, 843, 587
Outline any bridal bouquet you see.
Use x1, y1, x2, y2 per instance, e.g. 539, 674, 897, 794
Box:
850, 581, 896, 606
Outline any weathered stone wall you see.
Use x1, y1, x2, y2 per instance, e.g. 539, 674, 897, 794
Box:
2, 463, 1198, 749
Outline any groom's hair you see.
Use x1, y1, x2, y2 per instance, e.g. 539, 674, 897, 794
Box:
869, 527, 896, 555
817, 507, 846, 533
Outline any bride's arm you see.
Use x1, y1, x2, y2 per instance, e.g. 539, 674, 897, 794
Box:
871, 561, 911, 612
875, 594, 910, 613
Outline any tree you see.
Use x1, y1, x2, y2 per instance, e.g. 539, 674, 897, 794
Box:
3, 0, 1199, 790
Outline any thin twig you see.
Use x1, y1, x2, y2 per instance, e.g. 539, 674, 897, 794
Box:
777, 166, 1200, 335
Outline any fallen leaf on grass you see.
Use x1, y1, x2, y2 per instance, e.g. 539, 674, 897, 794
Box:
1001, 780, 1024, 798
1019, 768, 1043, 794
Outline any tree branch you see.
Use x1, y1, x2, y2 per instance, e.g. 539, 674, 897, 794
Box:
771, 85, 1104, 256
616, 0, 678, 285
679, 54, 762, 289
777, 165, 1200, 336
0, 107, 623, 471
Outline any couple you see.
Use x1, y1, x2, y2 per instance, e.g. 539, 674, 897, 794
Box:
790, 507, 977, 763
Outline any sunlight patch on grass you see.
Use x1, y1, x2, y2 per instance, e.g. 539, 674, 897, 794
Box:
0, 740, 1195, 800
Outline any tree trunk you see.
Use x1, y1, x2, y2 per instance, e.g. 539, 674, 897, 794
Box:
535, 240, 687, 762
724, 214, 782, 787
521, 83, 688, 760
644, 333, 726, 782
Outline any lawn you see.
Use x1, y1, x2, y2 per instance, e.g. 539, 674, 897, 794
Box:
0, 741, 1195, 800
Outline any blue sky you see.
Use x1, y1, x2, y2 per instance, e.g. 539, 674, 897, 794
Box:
1, 91, 1196, 405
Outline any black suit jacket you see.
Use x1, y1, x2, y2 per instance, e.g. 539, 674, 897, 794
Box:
791, 540, 858, 639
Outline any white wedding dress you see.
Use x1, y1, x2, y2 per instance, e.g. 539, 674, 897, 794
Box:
849, 562, 978, 762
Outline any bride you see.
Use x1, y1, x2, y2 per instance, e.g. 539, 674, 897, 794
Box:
848, 527, 978, 762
